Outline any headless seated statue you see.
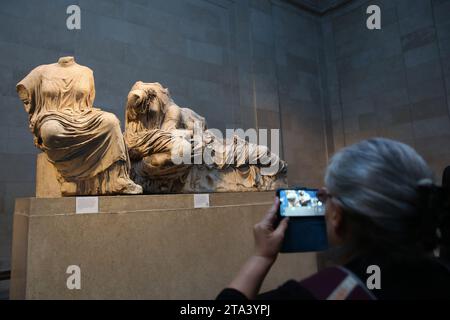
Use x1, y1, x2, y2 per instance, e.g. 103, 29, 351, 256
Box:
16, 57, 142, 196
124, 81, 287, 193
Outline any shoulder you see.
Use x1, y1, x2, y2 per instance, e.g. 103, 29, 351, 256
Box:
166, 103, 180, 112
82, 65, 93, 73
165, 103, 181, 118
73, 64, 94, 76
28, 64, 47, 76
299, 266, 377, 300
82, 65, 94, 75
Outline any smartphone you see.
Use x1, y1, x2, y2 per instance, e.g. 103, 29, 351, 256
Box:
276, 188, 328, 253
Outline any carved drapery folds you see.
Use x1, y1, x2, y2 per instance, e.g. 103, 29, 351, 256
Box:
16, 57, 142, 196
17, 58, 287, 196
124, 81, 287, 193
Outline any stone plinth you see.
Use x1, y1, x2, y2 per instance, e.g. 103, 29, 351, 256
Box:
10, 192, 317, 299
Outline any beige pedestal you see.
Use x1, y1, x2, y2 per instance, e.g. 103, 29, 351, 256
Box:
10, 192, 318, 299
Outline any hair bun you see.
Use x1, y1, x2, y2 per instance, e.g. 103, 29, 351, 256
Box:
416, 180, 450, 250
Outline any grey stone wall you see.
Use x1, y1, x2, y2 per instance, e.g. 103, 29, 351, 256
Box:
274, 4, 329, 186
322, 0, 450, 176
0, 0, 326, 289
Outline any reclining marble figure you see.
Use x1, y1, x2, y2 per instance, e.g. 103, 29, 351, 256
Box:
124, 81, 288, 193
16, 56, 143, 195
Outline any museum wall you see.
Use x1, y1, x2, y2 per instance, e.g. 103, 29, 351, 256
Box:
0, 0, 327, 282
322, 0, 450, 176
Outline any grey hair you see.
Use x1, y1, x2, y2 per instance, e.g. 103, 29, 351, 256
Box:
325, 138, 434, 250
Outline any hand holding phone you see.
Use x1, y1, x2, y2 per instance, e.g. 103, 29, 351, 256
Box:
253, 197, 289, 260
277, 188, 329, 253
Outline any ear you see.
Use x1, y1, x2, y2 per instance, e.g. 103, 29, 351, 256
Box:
329, 200, 345, 239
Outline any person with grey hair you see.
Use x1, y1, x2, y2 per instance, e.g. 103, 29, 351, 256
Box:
217, 138, 450, 300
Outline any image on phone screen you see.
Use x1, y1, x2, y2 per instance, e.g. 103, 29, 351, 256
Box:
279, 189, 325, 217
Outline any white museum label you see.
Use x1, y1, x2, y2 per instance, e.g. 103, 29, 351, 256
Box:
76, 196, 99, 214
194, 194, 210, 208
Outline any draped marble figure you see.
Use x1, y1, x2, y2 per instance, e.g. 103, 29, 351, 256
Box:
16, 57, 142, 195
124, 81, 287, 193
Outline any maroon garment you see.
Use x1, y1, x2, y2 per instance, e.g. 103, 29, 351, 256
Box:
217, 255, 450, 300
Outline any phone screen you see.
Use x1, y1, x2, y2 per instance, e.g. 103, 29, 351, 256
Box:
279, 188, 325, 217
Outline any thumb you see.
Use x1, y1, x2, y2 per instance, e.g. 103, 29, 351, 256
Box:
262, 197, 280, 224
274, 217, 289, 237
